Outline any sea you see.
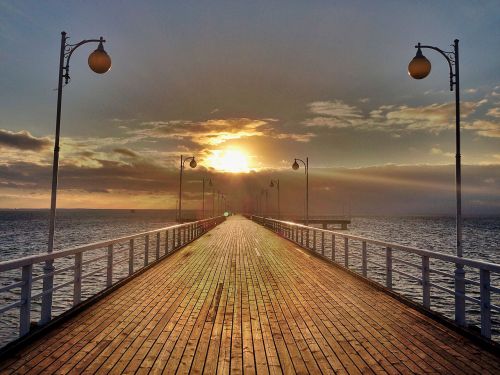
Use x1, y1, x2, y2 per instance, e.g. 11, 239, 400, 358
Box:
0, 210, 499, 347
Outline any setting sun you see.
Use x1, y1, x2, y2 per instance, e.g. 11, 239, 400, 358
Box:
206, 149, 251, 173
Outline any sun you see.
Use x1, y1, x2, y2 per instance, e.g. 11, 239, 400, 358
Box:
206, 149, 251, 173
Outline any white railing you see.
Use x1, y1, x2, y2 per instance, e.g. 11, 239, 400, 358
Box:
0, 216, 225, 344
252, 216, 500, 341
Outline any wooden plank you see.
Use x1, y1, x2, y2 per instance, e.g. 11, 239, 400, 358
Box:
1, 216, 500, 375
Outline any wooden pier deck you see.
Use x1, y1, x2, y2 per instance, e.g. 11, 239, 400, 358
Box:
1, 216, 499, 374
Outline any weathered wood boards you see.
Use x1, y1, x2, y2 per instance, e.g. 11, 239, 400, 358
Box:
1, 216, 499, 374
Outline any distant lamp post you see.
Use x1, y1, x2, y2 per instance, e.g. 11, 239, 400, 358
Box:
269, 179, 280, 219
201, 177, 212, 219
292, 157, 309, 225
42, 31, 111, 324
408, 39, 465, 325
178, 155, 197, 222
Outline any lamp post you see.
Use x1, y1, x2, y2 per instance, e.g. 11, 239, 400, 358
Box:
42, 31, 111, 324
261, 189, 268, 218
211, 183, 216, 217
292, 157, 309, 225
200, 177, 212, 219
178, 155, 197, 222
269, 179, 280, 219
408, 39, 465, 325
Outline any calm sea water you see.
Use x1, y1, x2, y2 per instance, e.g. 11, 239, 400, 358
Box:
0, 210, 499, 347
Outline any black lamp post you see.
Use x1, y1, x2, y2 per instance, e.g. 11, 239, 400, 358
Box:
201, 177, 212, 219
408, 39, 465, 325
408, 40, 462, 258
42, 31, 111, 324
178, 155, 197, 222
269, 179, 280, 219
292, 157, 309, 225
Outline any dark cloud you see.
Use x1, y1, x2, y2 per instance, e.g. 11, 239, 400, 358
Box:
0, 157, 498, 215
0, 129, 51, 151
113, 148, 139, 158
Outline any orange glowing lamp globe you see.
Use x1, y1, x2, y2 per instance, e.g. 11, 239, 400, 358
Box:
88, 42, 112, 74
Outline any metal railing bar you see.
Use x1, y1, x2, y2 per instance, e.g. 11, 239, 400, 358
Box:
31, 264, 76, 282
489, 285, 500, 294
81, 266, 108, 280
0, 300, 22, 315
0, 217, 222, 272
0, 281, 24, 293
392, 256, 422, 270
253, 216, 500, 273
391, 268, 422, 283
428, 282, 455, 296
429, 268, 453, 278
31, 279, 75, 300
81, 253, 108, 267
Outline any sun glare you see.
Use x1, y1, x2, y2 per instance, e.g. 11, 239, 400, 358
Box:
206, 149, 251, 173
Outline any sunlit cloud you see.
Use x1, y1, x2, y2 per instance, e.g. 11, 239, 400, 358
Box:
303, 97, 493, 136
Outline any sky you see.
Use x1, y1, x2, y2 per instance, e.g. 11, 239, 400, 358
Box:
0, 0, 499, 215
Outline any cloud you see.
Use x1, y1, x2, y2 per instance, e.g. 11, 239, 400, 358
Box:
0, 129, 51, 151
1, 159, 498, 215
430, 147, 454, 158
487, 107, 500, 118
303, 98, 494, 136
133, 117, 315, 148
114, 148, 139, 158
466, 120, 500, 138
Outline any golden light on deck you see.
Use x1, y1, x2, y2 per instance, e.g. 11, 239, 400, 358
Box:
206, 149, 251, 173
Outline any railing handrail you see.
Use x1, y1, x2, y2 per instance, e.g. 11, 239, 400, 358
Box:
253, 216, 500, 273
252, 215, 499, 340
0, 217, 220, 272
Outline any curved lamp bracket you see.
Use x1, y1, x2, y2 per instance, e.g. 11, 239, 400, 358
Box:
416, 43, 456, 91
63, 35, 106, 84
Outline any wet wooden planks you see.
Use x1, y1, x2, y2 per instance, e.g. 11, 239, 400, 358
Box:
0, 216, 499, 374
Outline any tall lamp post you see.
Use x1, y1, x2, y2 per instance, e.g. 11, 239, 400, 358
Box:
269, 179, 280, 219
42, 31, 111, 324
178, 155, 197, 222
200, 177, 212, 219
292, 157, 309, 225
261, 189, 268, 218
211, 182, 216, 217
408, 39, 465, 325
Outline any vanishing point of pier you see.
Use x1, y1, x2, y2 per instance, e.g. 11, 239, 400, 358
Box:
0, 216, 499, 374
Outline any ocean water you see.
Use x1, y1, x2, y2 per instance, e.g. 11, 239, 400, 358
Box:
0, 210, 499, 348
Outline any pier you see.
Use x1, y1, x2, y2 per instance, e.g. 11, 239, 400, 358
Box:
0, 215, 499, 373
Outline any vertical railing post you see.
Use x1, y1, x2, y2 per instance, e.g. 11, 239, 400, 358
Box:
300, 228, 304, 246
165, 230, 169, 255
156, 232, 161, 260
107, 244, 113, 287
19, 264, 33, 336
480, 268, 491, 338
306, 228, 310, 249
321, 231, 325, 256
73, 252, 82, 306
454, 264, 466, 326
344, 238, 349, 268
144, 234, 150, 266
361, 241, 367, 277
313, 230, 317, 252
386, 247, 393, 289
129, 239, 134, 276
421, 256, 430, 309
332, 234, 336, 262
172, 228, 176, 250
